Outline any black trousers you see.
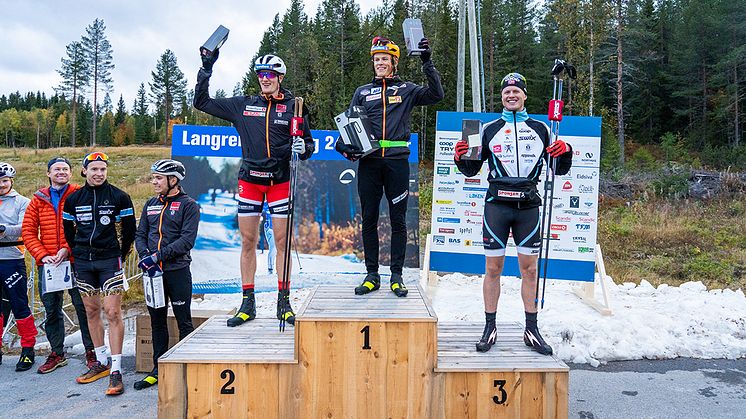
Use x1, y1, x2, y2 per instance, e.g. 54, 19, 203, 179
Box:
358, 158, 410, 275
39, 266, 94, 354
149, 267, 194, 371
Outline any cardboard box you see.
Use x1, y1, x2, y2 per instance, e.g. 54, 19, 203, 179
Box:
135, 308, 235, 372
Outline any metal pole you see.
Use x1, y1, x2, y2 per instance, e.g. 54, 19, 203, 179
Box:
476, 0, 486, 111
467, 0, 481, 112
457, 0, 466, 112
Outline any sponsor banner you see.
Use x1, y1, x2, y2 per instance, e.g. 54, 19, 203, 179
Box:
173, 125, 418, 163
429, 111, 600, 281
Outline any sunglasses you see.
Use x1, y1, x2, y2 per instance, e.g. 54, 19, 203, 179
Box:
257, 71, 279, 80
83, 152, 109, 167
371, 36, 390, 47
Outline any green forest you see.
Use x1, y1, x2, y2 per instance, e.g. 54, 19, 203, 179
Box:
0, 0, 744, 171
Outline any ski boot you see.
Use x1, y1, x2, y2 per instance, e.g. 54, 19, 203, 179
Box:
354, 273, 381, 295
524, 327, 553, 355
476, 321, 497, 352
15, 347, 35, 371
390, 272, 408, 297
277, 290, 295, 325
227, 291, 256, 327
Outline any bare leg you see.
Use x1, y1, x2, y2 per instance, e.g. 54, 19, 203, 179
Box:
238, 216, 261, 286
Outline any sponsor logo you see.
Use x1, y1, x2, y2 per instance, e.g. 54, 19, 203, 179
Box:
438, 228, 455, 234
245, 105, 266, 112
552, 247, 575, 253
519, 136, 534, 142
76, 205, 92, 212
578, 185, 595, 194
273, 119, 289, 126
459, 227, 473, 235
370, 87, 382, 94
365, 93, 382, 102
276, 104, 287, 113
525, 143, 532, 151
564, 210, 590, 216
464, 178, 481, 184
505, 144, 513, 152
76, 213, 92, 222
578, 246, 593, 253
388, 95, 402, 104
553, 202, 565, 209
579, 217, 596, 223
463, 186, 488, 192
100, 216, 111, 225
339, 168, 356, 185
438, 180, 458, 186
505, 129, 512, 134
433, 235, 445, 244
570, 196, 580, 208
243, 111, 265, 117
438, 207, 456, 215
492, 144, 502, 153
584, 201, 594, 208
466, 219, 483, 225
464, 240, 484, 247
448, 238, 461, 244
555, 216, 572, 222
520, 153, 536, 158
576, 173, 595, 180
437, 217, 460, 224
464, 210, 481, 217
551, 224, 568, 231
437, 166, 450, 175
456, 200, 476, 207
436, 199, 453, 204
550, 233, 560, 240
170, 202, 181, 211
467, 193, 485, 199
249, 170, 272, 178
576, 224, 591, 231
498, 190, 523, 199
438, 187, 456, 193
562, 181, 573, 191
99, 209, 114, 215
572, 236, 587, 243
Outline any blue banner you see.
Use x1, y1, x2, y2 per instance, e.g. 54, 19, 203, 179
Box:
172, 125, 419, 163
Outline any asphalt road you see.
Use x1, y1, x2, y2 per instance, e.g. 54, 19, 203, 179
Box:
0, 354, 743, 418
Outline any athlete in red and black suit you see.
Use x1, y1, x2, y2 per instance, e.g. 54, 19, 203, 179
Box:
194, 51, 313, 327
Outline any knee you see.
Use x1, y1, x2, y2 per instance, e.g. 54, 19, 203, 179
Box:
485, 264, 503, 282
241, 233, 259, 250
103, 306, 122, 324
521, 265, 538, 282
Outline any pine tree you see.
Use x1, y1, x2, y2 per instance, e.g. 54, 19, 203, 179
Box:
81, 18, 114, 146
115, 94, 126, 126
56, 41, 89, 147
149, 49, 187, 143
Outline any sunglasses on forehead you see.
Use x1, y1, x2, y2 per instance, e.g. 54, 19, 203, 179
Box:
85, 152, 109, 162
257, 71, 279, 79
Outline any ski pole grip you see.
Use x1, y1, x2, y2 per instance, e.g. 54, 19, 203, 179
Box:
291, 117, 304, 137
548, 99, 564, 121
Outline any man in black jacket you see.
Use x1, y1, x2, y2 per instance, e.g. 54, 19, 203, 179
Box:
133, 159, 200, 390
336, 36, 443, 297
194, 52, 314, 327
62, 152, 136, 396
454, 72, 573, 355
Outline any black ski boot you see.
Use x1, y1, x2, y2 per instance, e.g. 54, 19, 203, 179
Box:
277, 290, 295, 325
524, 327, 553, 355
476, 321, 497, 352
134, 369, 158, 390
354, 273, 381, 295
227, 291, 256, 327
389, 272, 408, 297
15, 347, 35, 371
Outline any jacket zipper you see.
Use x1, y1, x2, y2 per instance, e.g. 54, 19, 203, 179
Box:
513, 112, 520, 176
381, 79, 387, 157
89, 188, 96, 259
156, 197, 168, 270
266, 98, 273, 185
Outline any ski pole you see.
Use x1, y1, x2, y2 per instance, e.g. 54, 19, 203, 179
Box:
280, 97, 304, 332
535, 59, 575, 310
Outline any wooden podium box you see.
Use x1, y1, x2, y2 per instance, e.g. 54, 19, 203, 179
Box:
434, 322, 569, 419
287, 284, 438, 419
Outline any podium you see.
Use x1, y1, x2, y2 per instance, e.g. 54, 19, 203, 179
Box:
159, 285, 568, 418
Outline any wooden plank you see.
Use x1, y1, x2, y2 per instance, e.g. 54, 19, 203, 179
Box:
294, 285, 318, 316
246, 364, 279, 419
158, 363, 186, 418
408, 322, 437, 419
186, 364, 213, 418
385, 322, 409, 419
298, 313, 436, 322
211, 364, 249, 419
160, 315, 215, 361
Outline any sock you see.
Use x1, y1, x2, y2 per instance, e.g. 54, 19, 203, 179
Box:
242, 283, 255, 292
95, 346, 108, 364
111, 354, 122, 374
485, 312, 496, 323
278, 281, 290, 291
525, 311, 538, 330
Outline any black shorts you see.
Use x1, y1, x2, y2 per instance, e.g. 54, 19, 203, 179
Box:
73, 257, 125, 297
483, 201, 541, 257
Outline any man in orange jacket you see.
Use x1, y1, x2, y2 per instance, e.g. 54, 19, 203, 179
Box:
22, 157, 95, 373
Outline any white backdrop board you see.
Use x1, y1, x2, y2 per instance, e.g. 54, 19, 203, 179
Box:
429, 111, 602, 282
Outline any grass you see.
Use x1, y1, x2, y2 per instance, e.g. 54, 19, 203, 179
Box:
0, 146, 170, 305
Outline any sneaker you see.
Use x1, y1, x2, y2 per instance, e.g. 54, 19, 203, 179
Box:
37, 352, 68, 374
476, 321, 497, 352
134, 370, 158, 390
106, 371, 124, 396
15, 347, 35, 371
76, 361, 111, 384
524, 328, 553, 355
85, 349, 97, 369
277, 290, 295, 325
354, 273, 380, 295
389, 273, 408, 297
227, 292, 256, 327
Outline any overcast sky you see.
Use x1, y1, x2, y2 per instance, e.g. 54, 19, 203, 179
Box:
0, 0, 378, 108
